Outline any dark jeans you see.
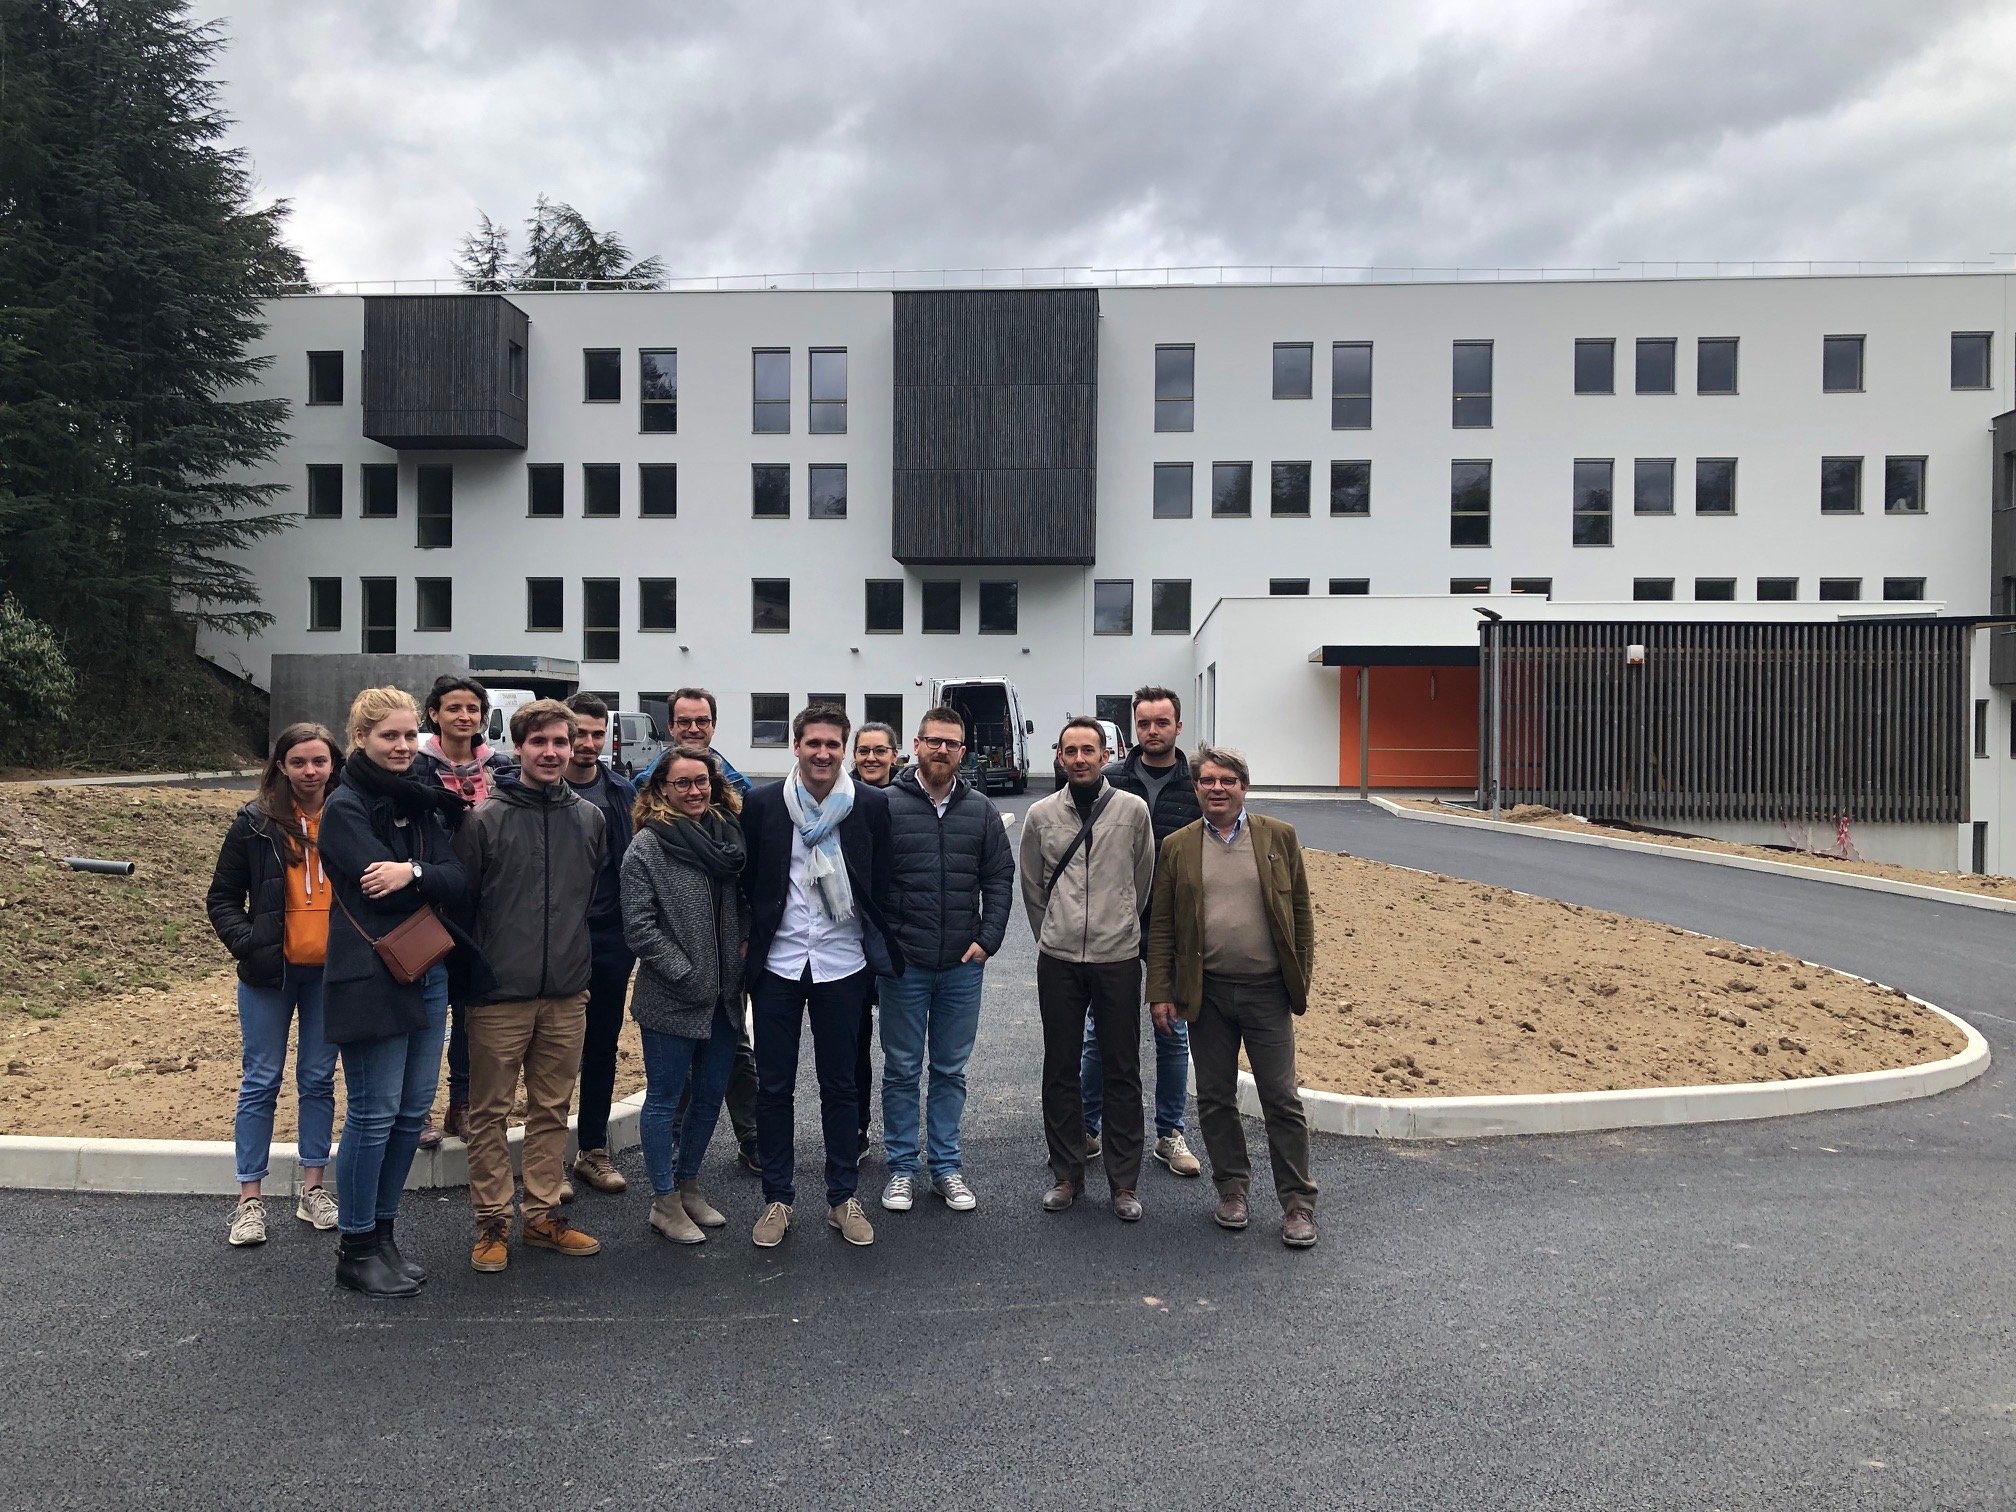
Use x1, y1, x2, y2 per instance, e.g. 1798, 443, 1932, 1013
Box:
1189, 972, 1317, 1214
750, 966, 871, 1208
446, 999, 469, 1106
1036, 953, 1143, 1191
573, 922, 635, 1151
856, 989, 875, 1141
333, 964, 448, 1235
638, 1002, 739, 1195
676, 996, 758, 1150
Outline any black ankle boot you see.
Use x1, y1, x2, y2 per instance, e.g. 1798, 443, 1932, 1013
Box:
335, 1229, 421, 1299
375, 1219, 427, 1284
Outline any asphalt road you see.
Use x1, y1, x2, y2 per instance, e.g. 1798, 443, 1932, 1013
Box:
5, 797, 2013, 1510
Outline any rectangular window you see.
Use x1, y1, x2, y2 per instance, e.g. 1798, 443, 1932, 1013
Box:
1884, 456, 1926, 514
1452, 341, 1492, 427
753, 348, 790, 433
1329, 460, 1370, 516
1694, 578, 1737, 601
1094, 579, 1134, 635
1450, 460, 1491, 546
507, 342, 525, 400
1330, 578, 1370, 595
863, 694, 903, 732
1094, 694, 1132, 728
639, 577, 677, 631
416, 465, 452, 547
1820, 457, 1863, 514
305, 464, 342, 519
1883, 578, 1926, 602
582, 463, 620, 518
1211, 461, 1252, 517
752, 578, 791, 633
1952, 332, 1992, 390
865, 579, 903, 633
308, 577, 341, 631
414, 578, 452, 632
1633, 458, 1675, 515
1331, 342, 1371, 428
1818, 578, 1861, 601
978, 580, 1018, 634
1270, 461, 1311, 517
361, 464, 397, 519
1633, 578, 1675, 601
360, 578, 395, 654
1510, 577, 1552, 597
1823, 335, 1864, 392
1635, 338, 1676, 395
1155, 345, 1194, 431
526, 464, 563, 518
1572, 458, 1613, 547
922, 580, 960, 634
1450, 577, 1491, 595
526, 577, 563, 631
1573, 338, 1614, 395
1756, 578, 1798, 601
639, 463, 677, 518
582, 579, 619, 662
809, 463, 847, 520
1270, 579, 1310, 595
307, 351, 344, 405
1272, 342, 1313, 400
751, 694, 789, 748
752, 463, 790, 518
584, 348, 621, 403
1151, 579, 1191, 634
1976, 700, 1990, 758
1153, 463, 1192, 519
639, 349, 677, 433
809, 348, 848, 434
1974, 821, 1989, 874
1694, 458, 1736, 515
1696, 338, 1738, 395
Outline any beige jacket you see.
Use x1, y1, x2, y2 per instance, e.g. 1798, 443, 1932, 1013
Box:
1017, 782, 1156, 964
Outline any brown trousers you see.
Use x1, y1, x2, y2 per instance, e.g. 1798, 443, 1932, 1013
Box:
466, 992, 588, 1226
1187, 972, 1317, 1214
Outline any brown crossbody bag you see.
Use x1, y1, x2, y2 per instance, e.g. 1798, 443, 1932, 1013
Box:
330, 873, 455, 985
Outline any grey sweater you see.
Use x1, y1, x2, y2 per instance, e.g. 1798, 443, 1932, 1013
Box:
620, 825, 748, 1039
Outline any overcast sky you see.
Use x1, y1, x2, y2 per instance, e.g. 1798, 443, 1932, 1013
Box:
213, 0, 2016, 285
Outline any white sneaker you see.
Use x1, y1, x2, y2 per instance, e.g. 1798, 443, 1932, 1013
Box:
932, 1172, 978, 1211
295, 1185, 338, 1230
880, 1173, 915, 1212
228, 1196, 267, 1247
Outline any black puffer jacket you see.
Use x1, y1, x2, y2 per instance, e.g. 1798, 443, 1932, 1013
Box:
204, 803, 295, 988
883, 768, 1015, 972
1105, 745, 1202, 849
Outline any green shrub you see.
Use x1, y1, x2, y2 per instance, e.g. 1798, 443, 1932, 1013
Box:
0, 596, 77, 763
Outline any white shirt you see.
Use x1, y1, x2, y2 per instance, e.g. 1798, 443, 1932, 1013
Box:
766, 824, 867, 983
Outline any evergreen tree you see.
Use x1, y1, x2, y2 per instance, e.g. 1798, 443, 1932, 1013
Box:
452, 196, 664, 290
455, 210, 516, 291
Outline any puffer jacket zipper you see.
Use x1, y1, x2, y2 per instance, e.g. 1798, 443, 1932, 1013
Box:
539, 790, 552, 996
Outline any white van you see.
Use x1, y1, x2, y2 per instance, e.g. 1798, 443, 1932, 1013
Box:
931, 676, 1032, 794
482, 687, 539, 759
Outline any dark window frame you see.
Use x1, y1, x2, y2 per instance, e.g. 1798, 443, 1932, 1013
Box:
639, 348, 677, 433
1818, 577, 1862, 601
1452, 340, 1493, 428
1153, 462, 1193, 520
1329, 460, 1370, 517
1211, 461, 1252, 517
1952, 332, 1992, 391
1155, 345, 1194, 432
1450, 459, 1492, 547
639, 577, 678, 632
1632, 578, 1676, 602
1272, 342, 1314, 400
1756, 578, 1799, 601
1573, 338, 1614, 396
864, 579, 904, 634
752, 463, 791, 519
752, 347, 790, 434
414, 577, 452, 632
1696, 337, 1738, 396
921, 580, 961, 635
1635, 337, 1677, 395
308, 577, 342, 632
1884, 456, 1927, 515
306, 350, 344, 406
416, 465, 452, 547
305, 464, 342, 520
808, 463, 847, 521
1820, 456, 1863, 515
360, 463, 397, 519
1693, 578, 1737, 602
1151, 579, 1191, 634
1331, 341, 1372, 428
1509, 577, 1552, 598
751, 694, 790, 749
1694, 457, 1737, 516
582, 462, 621, 519
1269, 579, 1311, 596
583, 348, 621, 403
581, 578, 620, 663
809, 347, 848, 434
752, 578, 791, 634
1823, 335, 1864, 393
527, 464, 564, 518
639, 463, 677, 519
1093, 579, 1135, 636
978, 579, 1018, 635
526, 577, 563, 632
1883, 577, 1927, 602
1330, 578, 1370, 595
1633, 458, 1676, 515
360, 577, 396, 654
1572, 457, 1614, 547
1449, 577, 1491, 595
1270, 461, 1312, 517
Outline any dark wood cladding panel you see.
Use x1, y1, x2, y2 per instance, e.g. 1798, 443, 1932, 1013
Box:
1989, 411, 2016, 683
893, 468, 1095, 564
363, 295, 528, 450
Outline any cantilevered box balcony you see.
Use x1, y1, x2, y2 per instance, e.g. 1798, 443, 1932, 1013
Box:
362, 295, 529, 450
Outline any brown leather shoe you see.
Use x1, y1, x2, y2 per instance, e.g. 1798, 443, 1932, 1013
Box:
470, 1218, 509, 1273
572, 1147, 627, 1194
1214, 1192, 1250, 1230
1041, 1179, 1080, 1212
1282, 1208, 1317, 1249
1111, 1189, 1143, 1222
417, 1122, 443, 1152
441, 1101, 469, 1139
523, 1214, 601, 1257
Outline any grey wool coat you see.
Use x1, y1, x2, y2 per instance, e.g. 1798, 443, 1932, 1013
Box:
620, 823, 748, 1039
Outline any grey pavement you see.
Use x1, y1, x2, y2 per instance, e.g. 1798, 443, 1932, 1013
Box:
5, 796, 2014, 1510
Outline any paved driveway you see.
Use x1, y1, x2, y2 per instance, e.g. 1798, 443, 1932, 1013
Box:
4, 798, 2011, 1510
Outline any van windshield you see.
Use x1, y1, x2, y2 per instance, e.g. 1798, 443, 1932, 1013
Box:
941, 684, 1012, 758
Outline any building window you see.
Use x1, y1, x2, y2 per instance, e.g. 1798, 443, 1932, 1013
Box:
1211, 461, 1251, 517
1450, 460, 1491, 546
1884, 577, 1926, 602
751, 694, 789, 748
639, 577, 677, 631
1094, 579, 1134, 635
1153, 463, 1192, 519
507, 342, 525, 399
922, 580, 960, 634
752, 464, 790, 519
1155, 345, 1194, 431
863, 694, 903, 731
1572, 458, 1613, 546
1330, 461, 1370, 516
1272, 342, 1313, 400
527, 577, 563, 631
639, 349, 677, 433
1820, 457, 1862, 514
1633, 578, 1675, 601
1756, 578, 1798, 601
809, 348, 848, 434
584, 348, 620, 403
1818, 578, 1861, 601
1633, 458, 1675, 515
1694, 578, 1737, 601
416, 465, 452, 547
639, 464, 677, 518
809, 464, 847, 520
1270, 461, 1311, 517
753, 348, 790, 433
1331, 342, 1371, 428
1976, 700, 1990, 758
581, 579, 619, 662
1151, 579, 1191, 634
1823, 335, 1864, 392
1697, 338, 1738, 395
865, 579, 903, 633
1884, 456, 1926, 514
1330, 578, 1370, 595
752, 578, 791, 633
405, 577, 449, 632
307, 351, 344, 405
1450, 577, 1490, 595
308, 577, 341, 632
1094, 694, 1132, 728
979, 580, 1018, 634
525, 464, 562, 518
1270, 579, 1310, 596
1952, 332, 1992, 390
1635, 338, 1677, 395
360, 578, 395, 653
1452, 341, 1492, 427
1694, 458, 1736, 515
1510, 577, 1552, 597
1573, 339, 1614, 395
583, 463, 620, 518
361, 464, 397, 519
305, 464, 342, 519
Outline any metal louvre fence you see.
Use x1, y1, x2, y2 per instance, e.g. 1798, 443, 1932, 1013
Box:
1486, 620, 1968, 824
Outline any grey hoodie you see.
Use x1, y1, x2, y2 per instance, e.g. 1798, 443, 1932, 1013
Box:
452, 776, 606, 1003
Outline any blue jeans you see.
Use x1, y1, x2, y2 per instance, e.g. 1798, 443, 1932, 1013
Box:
233, 969, 336, 1185
638, 1004, 740, 1195
751, 967, 869, 1208
876, 961, 984, 1179
333, 964, 449, 1235
1083, 1007, 1189, 1138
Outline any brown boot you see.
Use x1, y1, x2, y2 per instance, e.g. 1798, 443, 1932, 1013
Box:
679, 1181, 726, 1229
1041, 1178, 1080, 1212
442, 1101, 469, 1139
649, 1192, 706, 1245
1214, 1192, 1251, 1230
572, 1147, 627, 1194
523, 1214, 601, 1256
1282, 1208, 1317, 1249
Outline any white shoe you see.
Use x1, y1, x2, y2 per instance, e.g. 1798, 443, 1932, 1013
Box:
932, 1172, 978, 1211
295, 1185, 338, 1230
880, 1173, 915, 1212
228, 1196, 267, 1247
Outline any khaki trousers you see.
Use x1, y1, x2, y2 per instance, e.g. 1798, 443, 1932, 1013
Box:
1187, 972, 1317, 1214
466, 992, 588, 1226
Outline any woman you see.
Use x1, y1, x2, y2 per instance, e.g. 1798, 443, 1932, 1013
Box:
320, 686, 477, 1298
204, 723, 345, 1248
621, 746, 749, 1245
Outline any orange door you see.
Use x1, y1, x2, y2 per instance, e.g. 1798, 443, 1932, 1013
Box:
1337, 665, 1481, 788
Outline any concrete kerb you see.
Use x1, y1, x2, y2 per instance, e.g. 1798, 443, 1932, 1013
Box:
0, 1090, 643, 1195
0, 769, 260, 790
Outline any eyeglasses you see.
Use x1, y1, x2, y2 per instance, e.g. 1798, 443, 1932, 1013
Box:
672, 717, 714, 731
917, 735, 965, 752
666, 776, 712, 793
1195, 776, 1243, 788
855, 745, 894, 759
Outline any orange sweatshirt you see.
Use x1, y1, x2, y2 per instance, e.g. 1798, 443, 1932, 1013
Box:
283, 809, 332, 966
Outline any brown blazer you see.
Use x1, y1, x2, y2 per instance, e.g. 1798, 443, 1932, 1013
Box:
1144, 810, 1315, 1020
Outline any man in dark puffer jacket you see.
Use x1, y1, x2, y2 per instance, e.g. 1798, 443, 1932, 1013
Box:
874, 706, 1015, 1215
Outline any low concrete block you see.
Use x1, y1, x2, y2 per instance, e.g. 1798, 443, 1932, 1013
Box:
76, 1138, 235, 1194
0, 1137, 81, 1191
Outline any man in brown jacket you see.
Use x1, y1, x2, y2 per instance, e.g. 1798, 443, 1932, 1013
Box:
1145, 744, 1318, 1248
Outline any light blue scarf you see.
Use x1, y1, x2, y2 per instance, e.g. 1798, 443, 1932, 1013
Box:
783, 765, 856, 922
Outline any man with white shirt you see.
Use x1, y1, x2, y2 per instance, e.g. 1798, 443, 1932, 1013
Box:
738, 704, 904, 1248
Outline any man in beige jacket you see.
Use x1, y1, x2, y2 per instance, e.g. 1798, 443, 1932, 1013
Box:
1018, 716, 1157, 1219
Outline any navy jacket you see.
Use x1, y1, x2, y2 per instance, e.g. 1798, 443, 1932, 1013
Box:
883, 769, 1015, 971
739, 779, 905, 980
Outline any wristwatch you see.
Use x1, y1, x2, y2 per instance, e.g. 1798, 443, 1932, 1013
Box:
410, 863, 424, 884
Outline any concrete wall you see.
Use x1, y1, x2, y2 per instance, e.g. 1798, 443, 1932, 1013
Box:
269, 653, 471, 748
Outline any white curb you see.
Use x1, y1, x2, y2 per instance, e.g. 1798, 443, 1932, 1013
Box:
0, 1090, 643, 1195
0, 768, 260, 790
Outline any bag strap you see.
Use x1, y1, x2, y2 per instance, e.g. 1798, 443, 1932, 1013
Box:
328, 883, 383, 948
1043, 789, 1113, 907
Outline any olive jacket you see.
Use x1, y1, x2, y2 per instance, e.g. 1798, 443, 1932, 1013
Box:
1144, 811, 1316, 1020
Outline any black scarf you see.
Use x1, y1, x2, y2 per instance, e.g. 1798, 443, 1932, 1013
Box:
646, 809, 746, 881
344, 747, 470, 822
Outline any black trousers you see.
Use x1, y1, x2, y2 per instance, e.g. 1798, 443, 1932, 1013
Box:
1036, 953, 1143, 1191
572, 922, 635, 1152
750, 966, 871, 1208
856, 988, 876, 1141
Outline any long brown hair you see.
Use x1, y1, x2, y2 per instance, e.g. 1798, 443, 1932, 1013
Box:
256, 722, 343, 863
633, 744, 741, 827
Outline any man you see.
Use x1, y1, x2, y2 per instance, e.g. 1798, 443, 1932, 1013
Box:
1082, 686, 1204, 1179
848, 721, 901, 1159
453, 699, 607, 1271
641, 687, 754, 798
560, 693, 637, 1199
1018, 717, 1157, 1220
740, 704, 903, 1248
877, 707, 1014, 1213
1146, 745, 1318, 1249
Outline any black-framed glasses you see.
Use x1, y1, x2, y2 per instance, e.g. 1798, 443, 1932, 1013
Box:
667, 776, 712, 792
854, 744, 895, 758
1195, 775, 1243, 788
917, 735, 964, 751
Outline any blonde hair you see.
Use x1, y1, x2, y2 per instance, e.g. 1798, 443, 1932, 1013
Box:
347, 685, 419, 749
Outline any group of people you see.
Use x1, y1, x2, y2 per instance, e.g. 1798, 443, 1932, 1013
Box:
205, 678, 1319, 1299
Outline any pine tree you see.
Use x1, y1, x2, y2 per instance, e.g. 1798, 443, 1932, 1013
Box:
455, 210, 516, 291
516, 195, 665, 289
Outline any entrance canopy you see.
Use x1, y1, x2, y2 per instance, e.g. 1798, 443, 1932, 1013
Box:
1309, 644, 1479, 668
